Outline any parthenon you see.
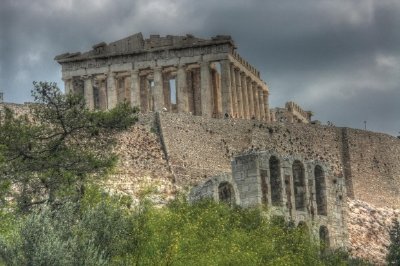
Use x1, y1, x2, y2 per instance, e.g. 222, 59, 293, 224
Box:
55, 33, 270, 120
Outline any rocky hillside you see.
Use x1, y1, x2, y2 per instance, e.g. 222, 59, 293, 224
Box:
102, 114, 178, 205
3, 104, 400, 264
348, 199, 399, 265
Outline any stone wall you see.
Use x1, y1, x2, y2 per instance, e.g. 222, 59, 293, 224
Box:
347, 199, 400, 264
0, 102, 33, 118
189, 151, 348, 250
102, 114, 177, 205
346, 129, 400, 207
158, 112, 400, 209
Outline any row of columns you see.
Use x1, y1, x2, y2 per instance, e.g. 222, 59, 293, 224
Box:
223, 61, 270, 121
63, 59, 270, 121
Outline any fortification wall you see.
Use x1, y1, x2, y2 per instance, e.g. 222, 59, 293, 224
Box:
159, 112, 343, 183
0, 102, 33, 118
158, 112, 400, 208
102, 114, 177, 205
346, 129, 400, 207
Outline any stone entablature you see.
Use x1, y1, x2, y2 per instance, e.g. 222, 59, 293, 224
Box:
271, 101, 312, 123
55, 33, 269, 120
190, 151, 347, 250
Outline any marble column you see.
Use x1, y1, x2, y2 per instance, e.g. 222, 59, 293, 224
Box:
177, 64, 189, 112
220, 60, 232, 118
153, 66, 164, 111
258, 88, 266, 121
130, 69, 140, 108
235, 68, 243, 118
246, 77, 254, 119
200, 61, 212, 117
63, 78, 73, 94
229, 63, 238, 118
241, 72, 249, 119
83, 75, 94, 110
263, 88, 270, 122
253, 82, 260, 120
107, 72, 117, 109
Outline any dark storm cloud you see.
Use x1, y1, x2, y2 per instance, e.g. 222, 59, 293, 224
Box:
1, 0, 399, 135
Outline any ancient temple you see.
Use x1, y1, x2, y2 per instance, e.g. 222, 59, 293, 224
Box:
55, 33, 269, 120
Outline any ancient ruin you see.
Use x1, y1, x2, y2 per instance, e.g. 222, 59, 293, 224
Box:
190, 151, 347, 250
271, 101, 313, 123
55, 33, 269, 120
44, 32, 400, 262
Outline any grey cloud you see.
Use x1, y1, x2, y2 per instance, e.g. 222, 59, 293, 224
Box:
0, 0, 399, 136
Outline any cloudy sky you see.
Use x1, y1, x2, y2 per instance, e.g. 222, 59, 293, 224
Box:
1, 0, 400, 136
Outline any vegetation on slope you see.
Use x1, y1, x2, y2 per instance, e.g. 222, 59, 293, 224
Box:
0, 188, 369, 265
0, 81, 138, 212
387, 218, 400, 265
0, 82, 368, 265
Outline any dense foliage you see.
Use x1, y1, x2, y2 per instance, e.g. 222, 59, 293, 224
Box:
387, 218, 400, 265
0, 187, 363, 265
0, 81, 367, 265
0, 82, 138, 212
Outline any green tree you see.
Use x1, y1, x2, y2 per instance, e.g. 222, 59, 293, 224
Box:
387, 218, 400, 265
0, 81, 138, 211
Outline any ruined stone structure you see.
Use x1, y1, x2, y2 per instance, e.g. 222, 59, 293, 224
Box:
47, 32, 400, 262
271, 101, 312, 123
2, 102, 399, 263
55, 33, 269, 120
0, 92, 3, 103
190, 151, 347, 250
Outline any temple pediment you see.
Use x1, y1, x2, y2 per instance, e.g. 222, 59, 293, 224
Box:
55, 33, 235, 62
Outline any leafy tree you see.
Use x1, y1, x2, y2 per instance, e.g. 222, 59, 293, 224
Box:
0, 81, 138, 211
387, 218, 400, 265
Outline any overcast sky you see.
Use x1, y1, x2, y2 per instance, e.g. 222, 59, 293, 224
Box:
1, 0, 400, 136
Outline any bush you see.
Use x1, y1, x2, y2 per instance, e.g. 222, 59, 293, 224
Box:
0, 188, 360, 265
387, 218, 400, 265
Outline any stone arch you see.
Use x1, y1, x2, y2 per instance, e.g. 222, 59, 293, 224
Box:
293, 160, 306, 211
269, 156, 282, 206
297, 221, 309, 233
315, 165, 327, 216
319, 225, 330, 253
218, 182, 235, 206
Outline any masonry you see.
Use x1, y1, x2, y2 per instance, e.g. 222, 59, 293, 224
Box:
189, 151, 348, 250
158, 112, 400, 209
55, 33, 270, 120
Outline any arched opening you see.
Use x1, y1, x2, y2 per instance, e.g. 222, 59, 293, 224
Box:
293, 160, 306, 211
297, 221, 309, 233
315, 165, 327, 216
319, 226, 330, 254
269, 156, 282, 206
218, 182, 235, 206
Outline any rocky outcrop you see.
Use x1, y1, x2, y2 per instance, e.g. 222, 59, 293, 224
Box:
102, 114, 177, 205
347, 199, 400, 265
